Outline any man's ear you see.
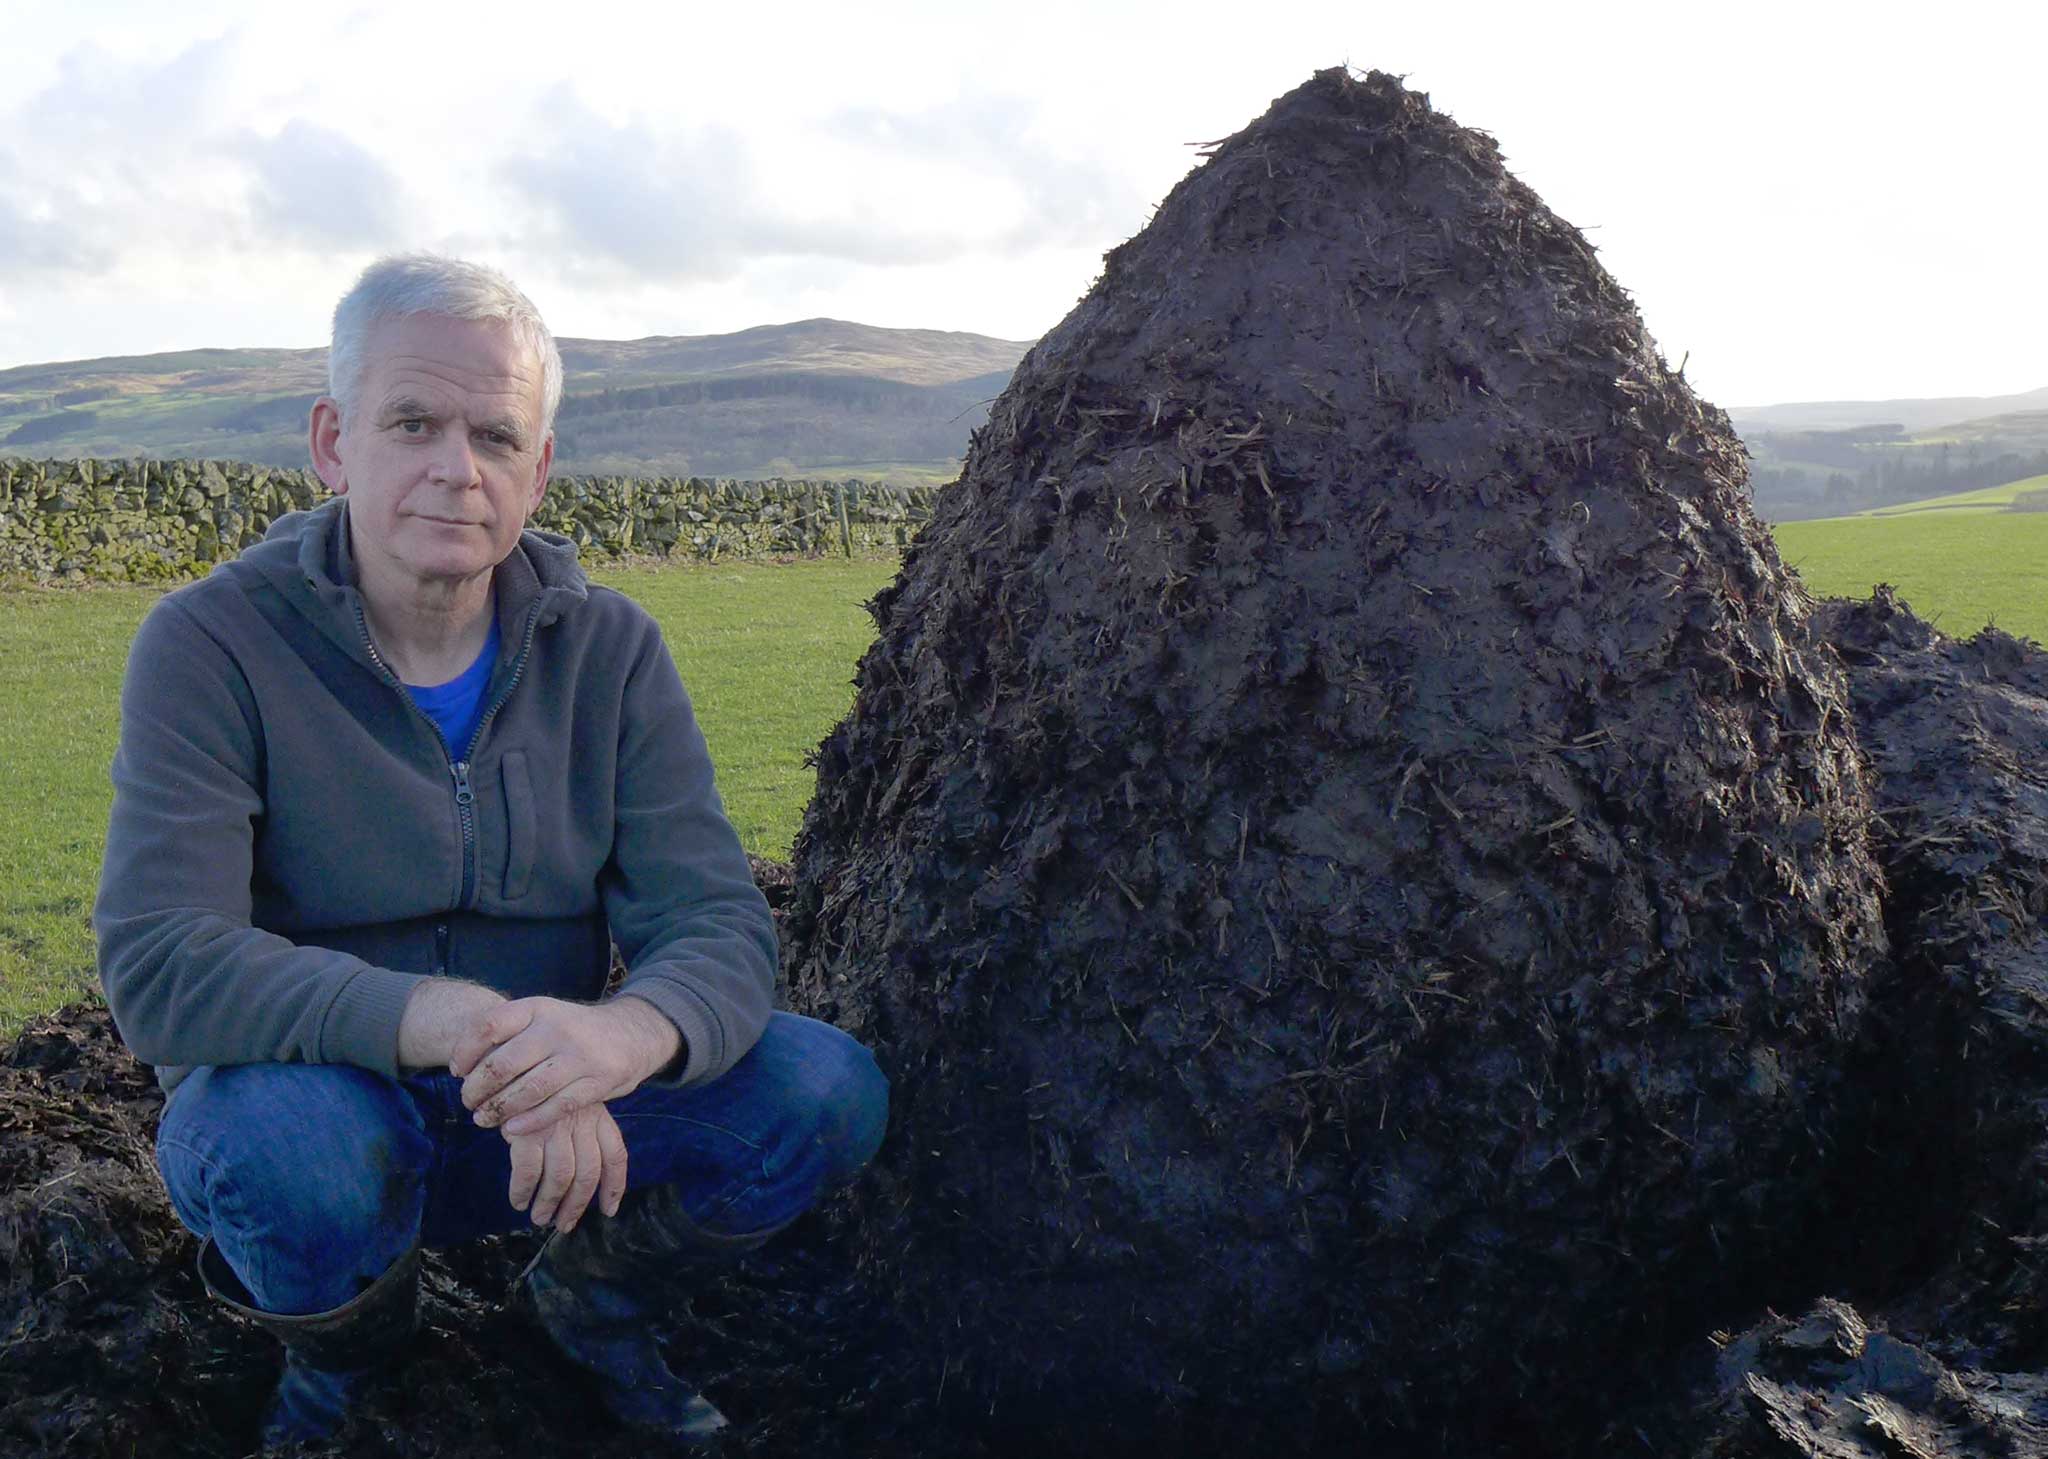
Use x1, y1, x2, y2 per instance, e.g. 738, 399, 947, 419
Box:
309, 397, 349, 494
527, 432, 555, 518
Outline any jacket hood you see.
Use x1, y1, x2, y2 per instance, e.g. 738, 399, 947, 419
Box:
224, 497, 591, 673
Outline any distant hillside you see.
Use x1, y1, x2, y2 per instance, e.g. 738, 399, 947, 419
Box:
557, 319, 1028, 388
1861, 472, 2048, 516
1729, 389, 2048, 522
1904, 408, 2048, 452
9, 331, 2039, 507
0, 320, 1033, 485
1727, 386, 2048, 436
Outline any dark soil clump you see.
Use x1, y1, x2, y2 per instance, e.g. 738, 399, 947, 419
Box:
746, 852, 797, 912
783, 67, 1887, 1447
1816, 589, 2048, 1322
0, 1005, 192, 1455
2, 611, 2042, 1458
0, 999, 959, 1459
1627, 594, 2048, 1458
1688, 1299, 2048, 1457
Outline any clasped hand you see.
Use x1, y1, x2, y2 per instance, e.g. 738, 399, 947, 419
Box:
449, 996, 670, 1235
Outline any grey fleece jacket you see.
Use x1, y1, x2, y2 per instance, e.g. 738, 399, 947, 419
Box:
93, 498, 776, 1094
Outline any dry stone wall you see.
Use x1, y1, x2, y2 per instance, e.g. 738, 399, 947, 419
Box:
0, 458, 939, 581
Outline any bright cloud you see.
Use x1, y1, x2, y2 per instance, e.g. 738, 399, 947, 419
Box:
238, 120, 410, 250
0, 0, 2041, 408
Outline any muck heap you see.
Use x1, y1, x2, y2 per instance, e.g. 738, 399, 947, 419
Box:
784, 68, 1887, 1442
1682, 597, 2048, 1457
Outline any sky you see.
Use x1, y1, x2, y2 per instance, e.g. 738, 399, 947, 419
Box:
0, 0, 2040, 409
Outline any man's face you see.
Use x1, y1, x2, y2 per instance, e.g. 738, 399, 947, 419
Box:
311, 313, 553, 590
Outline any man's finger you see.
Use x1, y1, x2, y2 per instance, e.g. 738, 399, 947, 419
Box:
530, 1123, 575, 1228
473, 1057, 571, 1129
461, 1033, 542, 1110
507, 1134, 544, 1213
450, 1000, 537, 1078
596, 1109, 628, 1218
461, 1031, 549, 1113
557, 1116, 604, 1234
498, 1076, 602, 1137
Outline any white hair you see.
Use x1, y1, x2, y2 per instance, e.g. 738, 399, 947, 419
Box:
328, 254, 565, 436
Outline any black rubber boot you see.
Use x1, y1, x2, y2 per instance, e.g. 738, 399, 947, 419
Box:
518, 1186, 790, 1445
197, 1237, 420, 1450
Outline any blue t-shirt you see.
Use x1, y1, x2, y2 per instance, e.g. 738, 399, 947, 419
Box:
404, 616, 501, 757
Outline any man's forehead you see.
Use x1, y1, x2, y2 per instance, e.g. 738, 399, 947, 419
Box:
361, 315, 544, 408
364, 314, 540, 375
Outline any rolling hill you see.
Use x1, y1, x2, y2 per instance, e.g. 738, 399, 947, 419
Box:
0, 320, 1033, 485
1726, 386, 2048, 436
1859, 472, 2048, 516
6, 325, 2042, 507
1731, 389, 2048, 522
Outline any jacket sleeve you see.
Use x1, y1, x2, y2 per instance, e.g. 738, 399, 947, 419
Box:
603, 619, 776, 1087
92, 598, 426, 1075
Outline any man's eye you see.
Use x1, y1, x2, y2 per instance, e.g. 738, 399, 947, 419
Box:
398, 418, 429, 435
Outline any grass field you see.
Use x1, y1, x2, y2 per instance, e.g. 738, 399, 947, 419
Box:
1854, 472, 2048, 517
0, 587, 159, 1033
0, 557, 897, 1036
586, 560, 897, 853
1775, 482, 2048, 643
4, 495, 2045, 1040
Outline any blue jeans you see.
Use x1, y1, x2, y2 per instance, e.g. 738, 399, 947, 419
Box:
157, 1011, 888, 1317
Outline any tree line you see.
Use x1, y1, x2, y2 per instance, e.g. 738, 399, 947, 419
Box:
1747, 428, 2048, 520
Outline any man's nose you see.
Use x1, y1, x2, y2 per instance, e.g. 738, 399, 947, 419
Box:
427, 433, 482, 486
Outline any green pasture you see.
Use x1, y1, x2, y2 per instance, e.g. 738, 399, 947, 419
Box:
586, 560, 896, 854
0, 557, 897, 1037
1858, 472, 2048, 516
5, 490, 2047, 1041
1776, 489, 2048, 643
0, 587, 157, 1033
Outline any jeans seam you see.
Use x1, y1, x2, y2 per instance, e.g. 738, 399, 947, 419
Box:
612, 1113, 773, 1228
610, 1112, 769, 1153
698, 1174, 769, 1232
158, 1132, 268, 1294
161, 1074, 431, 1312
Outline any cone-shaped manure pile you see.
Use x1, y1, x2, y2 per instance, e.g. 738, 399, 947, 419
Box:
785, 68, 1887, 1446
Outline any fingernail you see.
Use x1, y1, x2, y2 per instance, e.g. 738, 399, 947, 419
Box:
560, 1220, 577, 1234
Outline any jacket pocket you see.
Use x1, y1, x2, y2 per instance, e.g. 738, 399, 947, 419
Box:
501, 749, 536, 901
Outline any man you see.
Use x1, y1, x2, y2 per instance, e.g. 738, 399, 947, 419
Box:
93, 254, 887, 1449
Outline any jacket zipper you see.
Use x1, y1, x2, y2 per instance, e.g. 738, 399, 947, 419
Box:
354, 596, 545, 910
449, 602, 543, 906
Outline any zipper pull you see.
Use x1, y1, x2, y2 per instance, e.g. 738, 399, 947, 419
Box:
451, 762, 475, 806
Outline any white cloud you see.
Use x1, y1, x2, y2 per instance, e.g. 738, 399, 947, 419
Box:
0, 0, 2042, 406
238, 120, 409, 249
498, 96, 768, 280
499, 86, 1148, 284
0, 34, 240, 280
0, 158, 114, 275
